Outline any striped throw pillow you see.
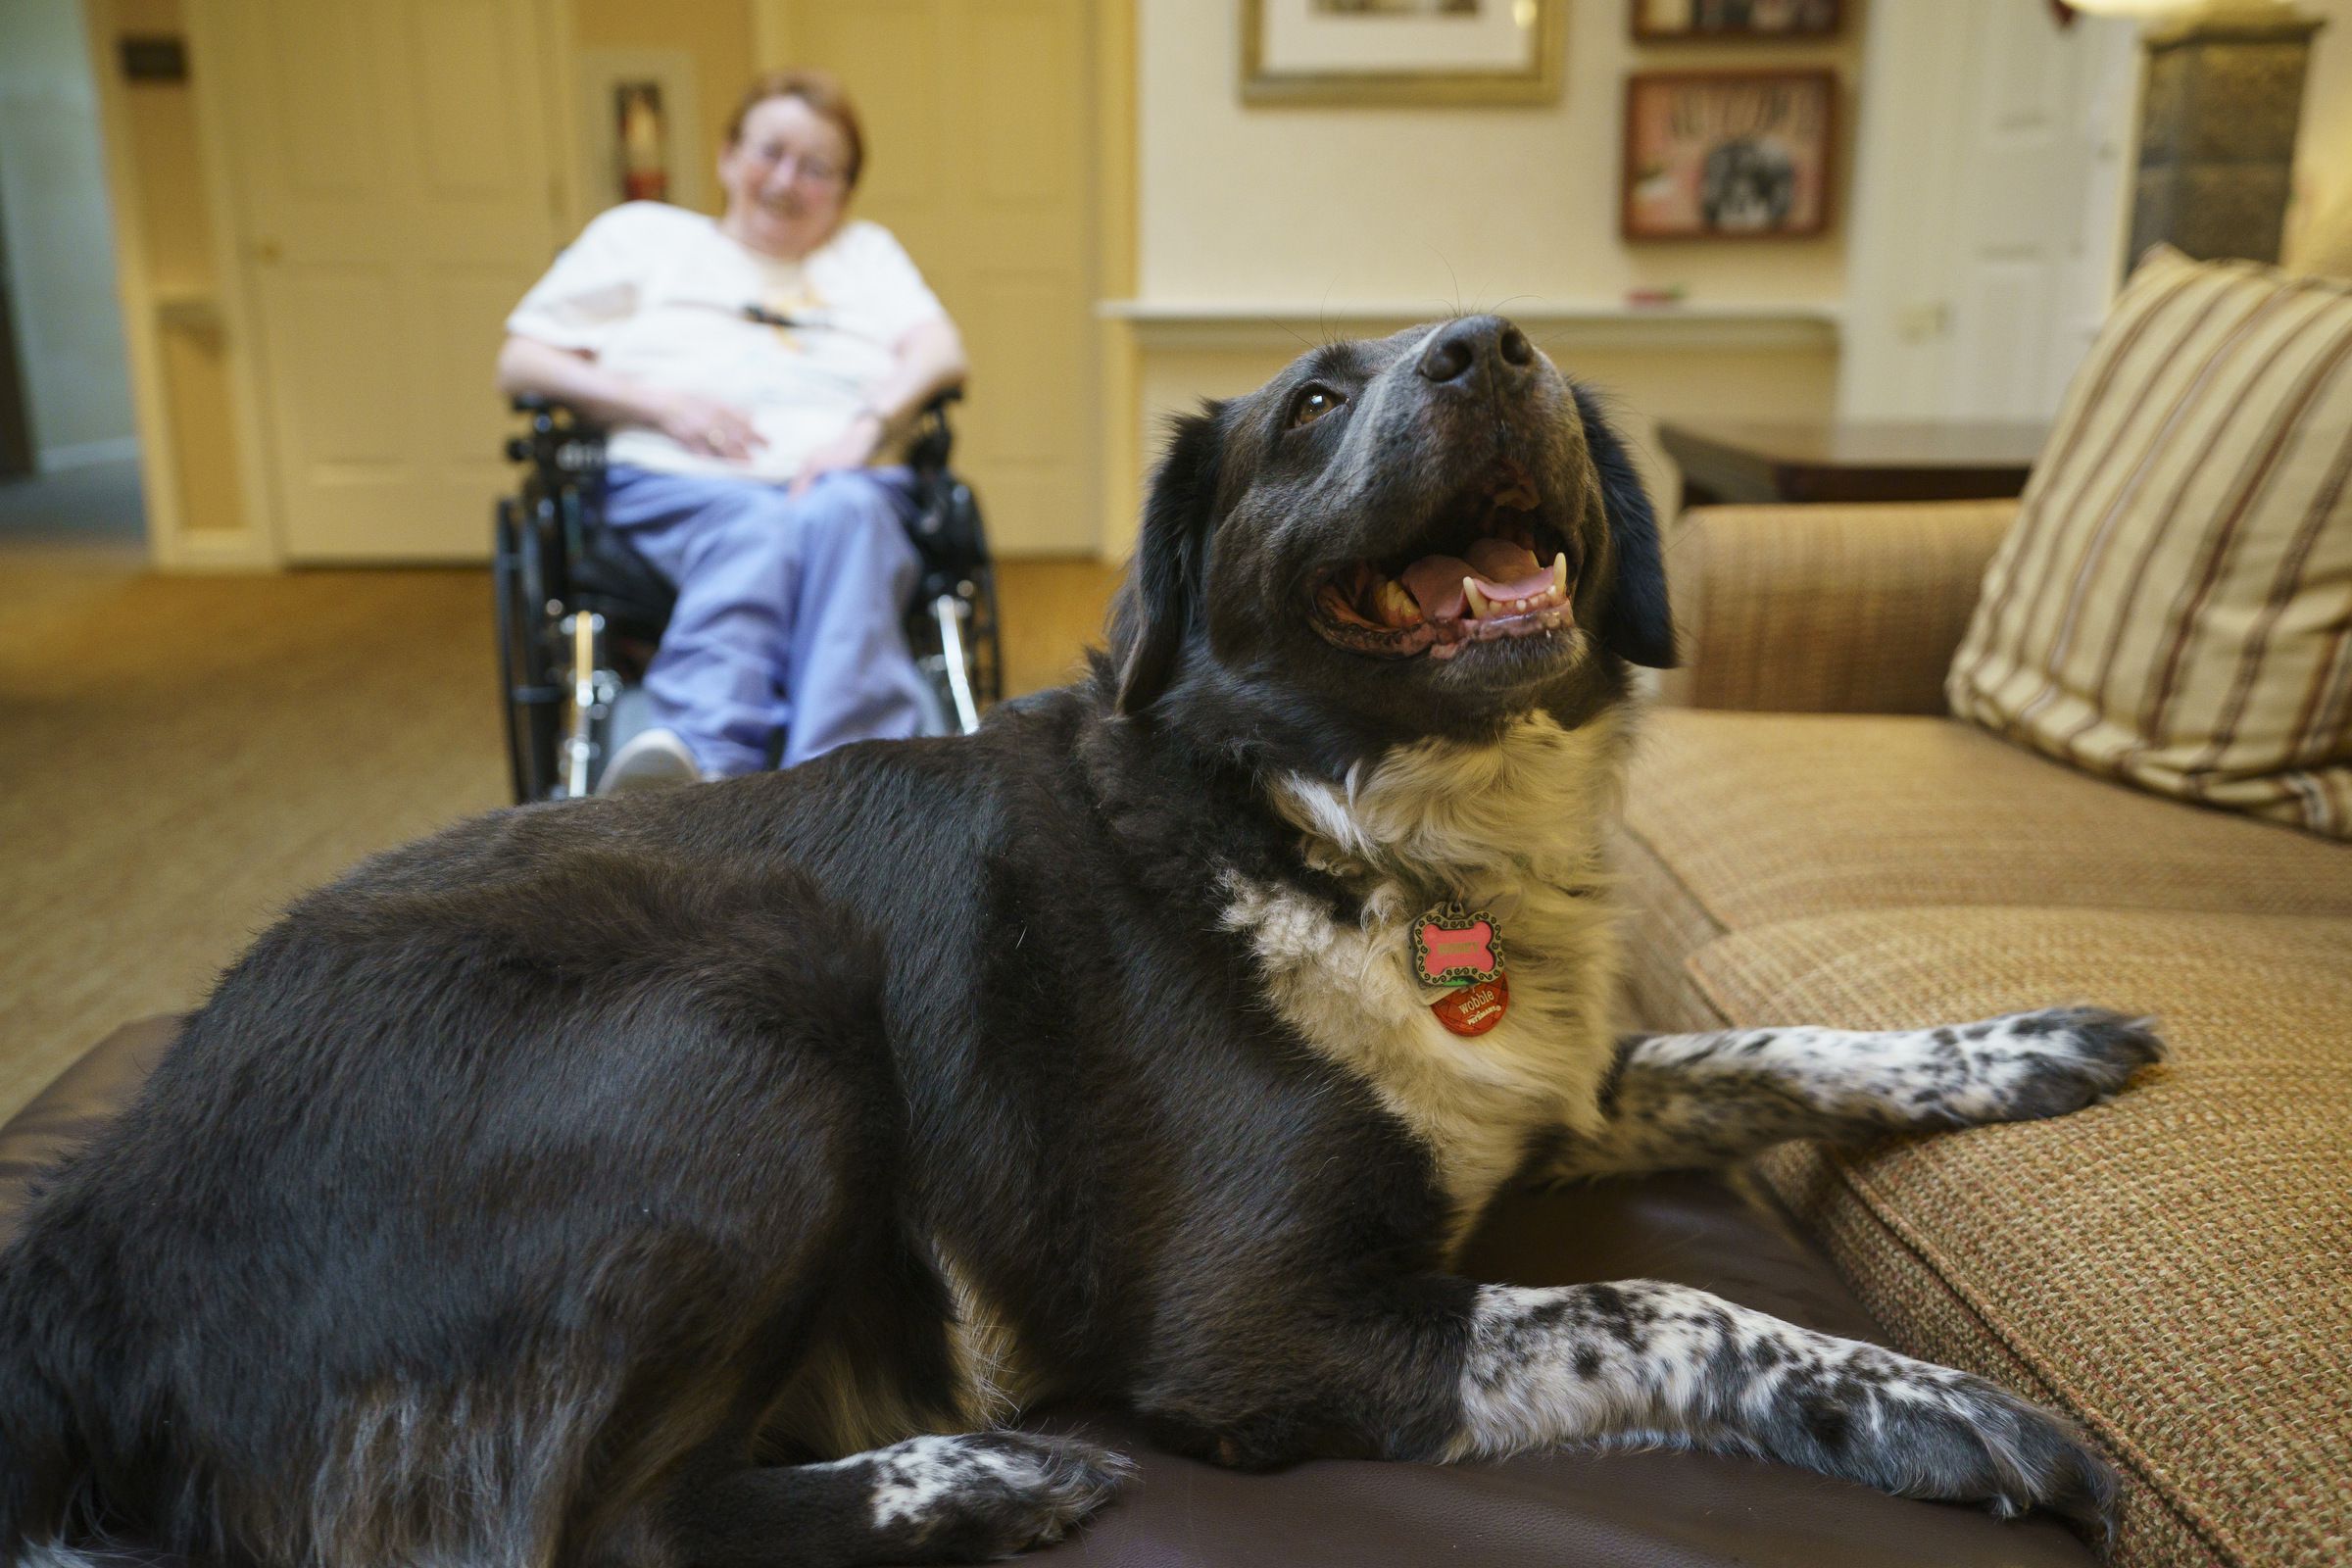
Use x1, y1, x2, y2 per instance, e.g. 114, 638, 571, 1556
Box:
1946, 246, 2352, 839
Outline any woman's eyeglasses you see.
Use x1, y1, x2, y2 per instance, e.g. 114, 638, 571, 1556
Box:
749, 146, 846, 187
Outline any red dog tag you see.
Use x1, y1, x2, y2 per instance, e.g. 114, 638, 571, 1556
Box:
1433, 974, 1509, 1037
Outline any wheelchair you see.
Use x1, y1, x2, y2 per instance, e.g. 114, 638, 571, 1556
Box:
492, 391, 1002, 804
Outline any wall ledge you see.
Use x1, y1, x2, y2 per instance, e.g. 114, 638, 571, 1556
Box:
1100, 299, 1843, 352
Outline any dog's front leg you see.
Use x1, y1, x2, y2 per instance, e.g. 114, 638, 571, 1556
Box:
1149, 1274, 2115, 1526
1557, 1005, 2161, 1178
1443, 1278, 2117, 1529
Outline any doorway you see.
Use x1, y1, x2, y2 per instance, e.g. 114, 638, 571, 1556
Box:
0, 0, 142, 542
1839, 0, 2141, 422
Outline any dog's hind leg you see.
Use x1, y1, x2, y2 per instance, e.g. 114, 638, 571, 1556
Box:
1554, 1005, 2163, 1178
649, 1432, 1134, 1568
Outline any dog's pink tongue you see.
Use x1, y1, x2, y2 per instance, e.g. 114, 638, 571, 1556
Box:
1400, 539, 1549, 621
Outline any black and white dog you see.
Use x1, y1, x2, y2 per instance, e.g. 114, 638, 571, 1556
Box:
0, 317, 2158, 1567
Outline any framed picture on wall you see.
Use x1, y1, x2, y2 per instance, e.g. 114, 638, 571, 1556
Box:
577, 49, 708, 216
1241, 0, 1566, 107
1621, 70, 1835, 240
1631, 0, 1841, 41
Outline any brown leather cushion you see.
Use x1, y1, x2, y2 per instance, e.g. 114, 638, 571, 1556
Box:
0, 1013, 177, 1249
1024, 1175, 2097, 1567
1, 1021, 2096, 1567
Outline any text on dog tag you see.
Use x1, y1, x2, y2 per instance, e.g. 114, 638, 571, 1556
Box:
1432, 974, 1509, 1037
1411, 904, 1503, 987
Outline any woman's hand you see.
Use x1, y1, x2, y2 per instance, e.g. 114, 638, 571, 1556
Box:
653, 391, 767, 465
789, 410, 886, 496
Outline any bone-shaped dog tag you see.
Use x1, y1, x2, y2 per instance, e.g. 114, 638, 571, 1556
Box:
1410, 904, 1503, 988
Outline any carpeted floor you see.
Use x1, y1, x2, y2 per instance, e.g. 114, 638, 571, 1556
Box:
0, 479, 1118, 1125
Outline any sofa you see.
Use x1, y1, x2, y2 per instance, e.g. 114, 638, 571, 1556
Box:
1621, 495, 2352, 1568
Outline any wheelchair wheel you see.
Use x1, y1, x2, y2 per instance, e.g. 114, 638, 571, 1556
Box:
908, 565, 1003, 735
492, 497, 563, 803
966, 563, 1004, 708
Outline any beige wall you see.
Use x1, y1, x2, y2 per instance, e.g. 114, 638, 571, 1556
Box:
0, 0, 136, 465
1113, 0, 1865, 555
1139, 0, 1866, 307
574, 0, 754, 215
1124, 328, 1838, 553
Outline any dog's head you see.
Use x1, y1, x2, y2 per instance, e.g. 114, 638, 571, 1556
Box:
1107, 316, 1674, 770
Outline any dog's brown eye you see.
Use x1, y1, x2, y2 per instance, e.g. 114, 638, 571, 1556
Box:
1289, 385, 1345, 429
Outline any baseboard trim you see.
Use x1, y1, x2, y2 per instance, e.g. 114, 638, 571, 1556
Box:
38, 437, 141, 473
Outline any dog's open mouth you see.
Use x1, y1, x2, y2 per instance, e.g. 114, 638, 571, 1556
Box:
1304, 473, 1579, 662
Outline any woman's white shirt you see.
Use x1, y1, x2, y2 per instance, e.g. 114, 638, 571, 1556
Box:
506, 202, 947, 484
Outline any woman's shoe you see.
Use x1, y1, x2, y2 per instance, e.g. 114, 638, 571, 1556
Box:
596, 727, 706, 795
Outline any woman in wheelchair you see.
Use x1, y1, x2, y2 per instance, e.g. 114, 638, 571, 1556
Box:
496, 69, 967, 793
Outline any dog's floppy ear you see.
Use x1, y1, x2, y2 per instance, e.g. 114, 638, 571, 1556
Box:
1114, 403, 1226, 715
1571, 385, 1677, 669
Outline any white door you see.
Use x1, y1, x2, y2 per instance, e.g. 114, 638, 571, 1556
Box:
1840, 0, 2140, 421
765, 0, 1099, 555
204, 0, 564, 561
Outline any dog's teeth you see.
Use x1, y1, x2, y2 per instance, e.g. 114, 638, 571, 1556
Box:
1552, 554, 1569, 596
1463, 577, 1491, 619
1373, 577, 1421, 628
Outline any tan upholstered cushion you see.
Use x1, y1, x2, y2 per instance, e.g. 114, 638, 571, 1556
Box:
1613, 820, 1728, 1035
1947, 245, 2352, 839
1662, 500, 2020, 715
1685, 907, 2352, 1568
1619, 710, 2352, 950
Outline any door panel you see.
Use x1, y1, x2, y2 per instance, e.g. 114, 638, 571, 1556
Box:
1839, 0, 2138, 423
776, 0, 1098, 555
267, 270, 407, 464
220, 0, 560, 560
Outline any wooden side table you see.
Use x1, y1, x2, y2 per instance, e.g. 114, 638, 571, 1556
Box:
1656, 418, 2048, 513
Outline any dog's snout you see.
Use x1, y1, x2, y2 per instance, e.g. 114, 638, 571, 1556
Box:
1418, 329, 1475, 384
1416, 316, 1536, 386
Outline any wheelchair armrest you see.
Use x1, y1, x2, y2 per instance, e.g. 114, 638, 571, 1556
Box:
506, 393, 608, 470
511, 393, 605, 431
907, 386, 966, 473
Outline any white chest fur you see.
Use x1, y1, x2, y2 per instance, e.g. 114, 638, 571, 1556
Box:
1220, 712, 1629, 1241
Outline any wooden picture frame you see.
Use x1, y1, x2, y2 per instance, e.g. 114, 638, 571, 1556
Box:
1631, 0, 1842, 42
1621, 69, 1836, 241
576, 48, 707, 216
1241, 0, 1565, 108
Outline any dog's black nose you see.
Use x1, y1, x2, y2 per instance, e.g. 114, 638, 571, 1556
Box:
1416, 316, 1535, 384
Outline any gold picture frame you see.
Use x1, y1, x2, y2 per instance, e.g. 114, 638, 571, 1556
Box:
1241, 0, 1565, 108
